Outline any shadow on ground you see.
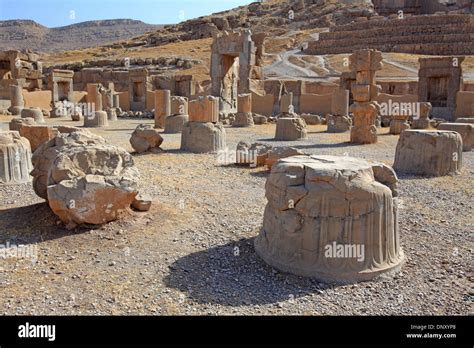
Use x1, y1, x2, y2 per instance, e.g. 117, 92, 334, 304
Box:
0, 202, 95, 245
164, 237, 331, 307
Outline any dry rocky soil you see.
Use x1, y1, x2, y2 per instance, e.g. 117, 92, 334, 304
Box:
0, 116, 472, 315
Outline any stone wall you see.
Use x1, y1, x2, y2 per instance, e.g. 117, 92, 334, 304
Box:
455, 91, 474, 119
305, 13, 474, 55
300, 93, 333, 115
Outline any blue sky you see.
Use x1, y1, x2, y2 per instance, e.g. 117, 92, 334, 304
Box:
0, 0, 255, 27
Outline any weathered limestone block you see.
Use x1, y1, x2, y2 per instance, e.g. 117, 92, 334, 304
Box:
232, 112, 254, 127
31, 129, 105, 200
83, 111, 109, 128
327, 114, 352, 133
301, 114, 322, 125
236, 141, 273, 167
165, 114, 189, 133
180, 122, 226, 153
265, 146, 304, 169
9, 117, 35, 132
255, 155, 403, 283
455, 118, 474, 124
389, 115, 410, 135
21, 107, 45, 123
107, 108, 118, 121
154, 90, 171, 129
280, 93, 293, 114
171, 96, 188, 116
188, 96, 219, 123
238, 94, 252, 113
130, 124, 164, 153
275, 117, 307, 140
19, 125, 56, 152
412, 102, 432, 130
253, 114, 268, 125
393, 130, 463, 176
9, 85, 24, 115
0, 131, 33, 184
331, 88, 349, 116
46, 140, 139, 227
132, 194, 152, 212
438, 123, 474, 151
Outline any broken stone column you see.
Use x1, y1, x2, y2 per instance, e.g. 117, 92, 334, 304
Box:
180, 122, 226, 153
280, 92, 294, 114
331, 88, 349, 117
393, 130, 463, 176
154, 89, 171, 129
0, 131, 33, 184
113, 94, 120, 109
18, 125, 56, 152
21, 107, 45, 123
255, 155, 404, 283
189, 96, 219, 123
275, 117, 307, 140
86, 83, 103, 112
349, 49, 383, 144
84, 111, 109, 128
31, 130, 140, 227
327, 114, 352, 133
412, 102, 432, 129
389, 115, 410, 135
232, 93, 254, 127
438, 123, 474, 151
9, 85, 24, 116
165, 96, 189, 134
107, 108, 118, 121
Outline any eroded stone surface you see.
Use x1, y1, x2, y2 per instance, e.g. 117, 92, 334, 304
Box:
438, 123, 474, 151
393, 130, 463, 176
181, 122, 226, 153
31, 130, 139, 227
275, 117, 307, 140
255, 155, 404, 283
130, 124, 164, 153
0, 131, 33, 184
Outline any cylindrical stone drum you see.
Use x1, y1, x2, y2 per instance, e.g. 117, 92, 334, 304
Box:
255, 155, 404, 283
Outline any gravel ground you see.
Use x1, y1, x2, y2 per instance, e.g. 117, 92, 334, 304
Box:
0, 115, 472, 315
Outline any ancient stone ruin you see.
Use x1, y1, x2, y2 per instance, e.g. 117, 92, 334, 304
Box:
165, 96, 189, 133
181, 96, 226, 153
275, 117, 307, 141
349, 49, 383, 144
211, 30, 263, 114
418, 57, 464, 120
255, 155, 404, 283
31, 130, 140, 228
0, 130, 32, 184
130, 124, 164, 153
393, 130, 463, 176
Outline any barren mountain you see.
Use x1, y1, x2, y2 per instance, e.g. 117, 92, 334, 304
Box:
0, 19, 162, 52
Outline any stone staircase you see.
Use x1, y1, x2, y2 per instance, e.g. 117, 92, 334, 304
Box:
305, 13, 474, 55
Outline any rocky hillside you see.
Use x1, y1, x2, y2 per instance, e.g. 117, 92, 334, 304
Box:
0, 19, 162, 52
131, 0, 375, 48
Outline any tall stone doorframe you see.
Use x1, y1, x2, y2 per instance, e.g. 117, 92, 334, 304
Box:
418, 57, 464, 121
49, 69, 74, 103
129, 68, 150, 112
210, 30, 263, 114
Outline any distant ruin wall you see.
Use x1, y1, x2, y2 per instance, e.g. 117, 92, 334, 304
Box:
305, 14, 474, 55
